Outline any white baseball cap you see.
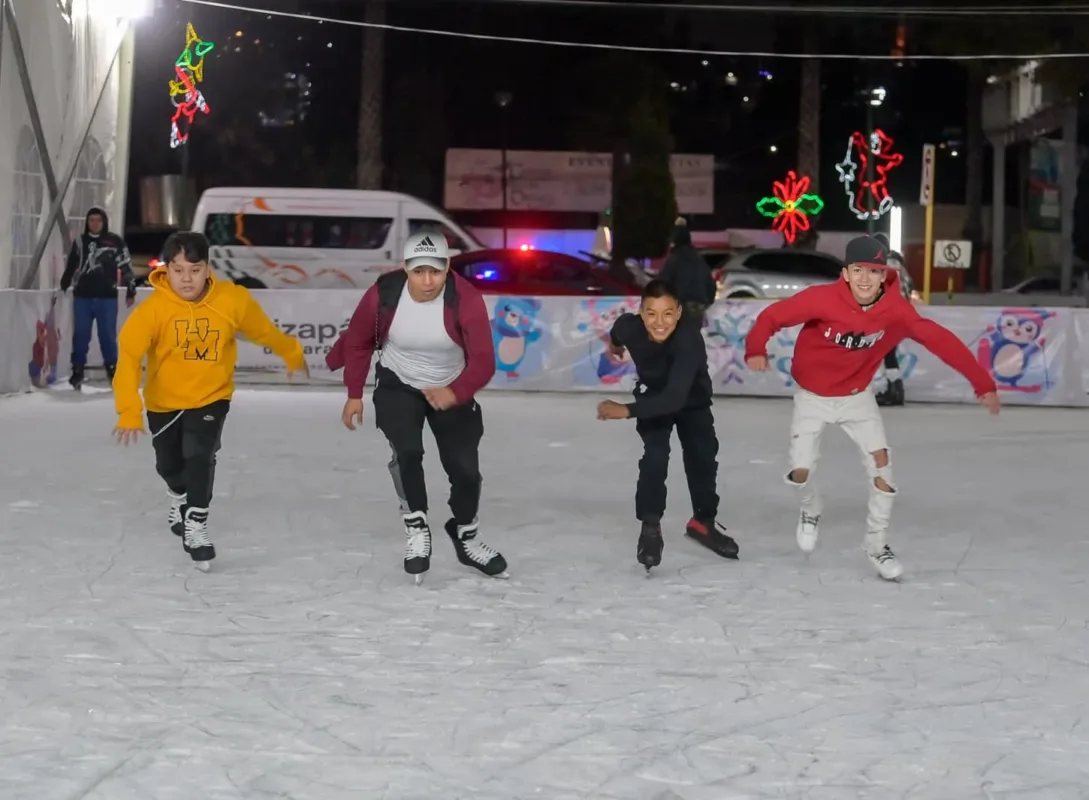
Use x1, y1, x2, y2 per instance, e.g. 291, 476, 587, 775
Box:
403, 231, 449, 270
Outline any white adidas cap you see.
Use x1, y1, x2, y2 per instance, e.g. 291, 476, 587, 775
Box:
403, 231, 449, 270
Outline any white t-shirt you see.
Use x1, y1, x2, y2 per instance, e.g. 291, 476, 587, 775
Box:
379, 284, 466, 389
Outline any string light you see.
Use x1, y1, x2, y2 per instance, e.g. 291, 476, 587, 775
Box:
835, 129, 903, 221
756, 171, 824, 244
176, 0, 1089, 60
169, 22, 214, 148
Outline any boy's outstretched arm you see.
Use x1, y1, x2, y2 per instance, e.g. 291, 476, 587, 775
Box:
744, 288, 821, 362
908, 315, 999, 412
113, 304, 155, 438
236, 288, 307, 376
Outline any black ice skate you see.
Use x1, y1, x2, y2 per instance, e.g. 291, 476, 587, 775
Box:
402, 511, 432, 583
445, 518, 508, 578
105, 364, 116, 384
69, 366, 84, 391
183, 507, 215, 571
876, 379, 905, 407
637, 519, 664, 573
167, 490, 187, 538
685, 517, 739, 560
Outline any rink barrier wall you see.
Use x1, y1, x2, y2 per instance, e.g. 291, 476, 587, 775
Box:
4, 288, 1089, 406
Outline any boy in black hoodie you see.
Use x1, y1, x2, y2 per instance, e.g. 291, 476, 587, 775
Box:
59, 207, 135, 389
596, 280, 739, 572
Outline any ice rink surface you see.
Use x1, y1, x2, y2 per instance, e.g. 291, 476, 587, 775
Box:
1, 386, 1088, 800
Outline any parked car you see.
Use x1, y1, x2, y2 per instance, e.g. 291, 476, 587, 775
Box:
710, 249, 845, 300
451, 248, 640, 295
710, 247, 920, 302
124, 227, 179, 285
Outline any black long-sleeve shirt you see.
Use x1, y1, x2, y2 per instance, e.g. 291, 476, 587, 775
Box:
609, 312, 713, 419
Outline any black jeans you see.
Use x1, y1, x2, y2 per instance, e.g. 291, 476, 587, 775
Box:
883, 347, 899, 371
147, 399, 230, 509
635, 404, 719, 523
372, 366, 484, 525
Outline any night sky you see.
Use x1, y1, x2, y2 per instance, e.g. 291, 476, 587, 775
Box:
127, 0, 1046, 231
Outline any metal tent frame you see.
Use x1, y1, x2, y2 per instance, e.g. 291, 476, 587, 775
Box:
1, 0, 131, 289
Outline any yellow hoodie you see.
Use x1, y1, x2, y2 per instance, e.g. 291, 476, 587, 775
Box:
114, 269, 305, 429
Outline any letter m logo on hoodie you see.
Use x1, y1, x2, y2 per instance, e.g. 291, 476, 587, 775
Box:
175, 318, 221, 361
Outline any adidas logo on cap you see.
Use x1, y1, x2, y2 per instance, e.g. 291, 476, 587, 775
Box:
414, 236, 437, 254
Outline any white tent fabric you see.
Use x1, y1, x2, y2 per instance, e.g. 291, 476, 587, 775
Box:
0, 0, 130, 393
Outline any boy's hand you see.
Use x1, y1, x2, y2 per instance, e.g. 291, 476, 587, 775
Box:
113, 426, 142, 446
745, 355, 769, 371
288, 362, 310, 382
979, 391, 1000, 415
342, 398, 364, 430
607, 341, 626, 360
596, 400, 630, 420
423, 387, 457, 411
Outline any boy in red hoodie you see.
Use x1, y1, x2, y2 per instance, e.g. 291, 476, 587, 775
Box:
744, 235, 999, 580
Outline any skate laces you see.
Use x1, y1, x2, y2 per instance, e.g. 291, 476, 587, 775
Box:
185, 510, 211, 548
403, 517, 431, 559
168, 493, 186, 525
455, 524, 498, 565
801, 511, 820, 527
872, 545, 897, 563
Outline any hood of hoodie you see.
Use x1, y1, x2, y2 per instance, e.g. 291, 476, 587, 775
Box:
84, 206, 109, 236
149, 264, 221, 308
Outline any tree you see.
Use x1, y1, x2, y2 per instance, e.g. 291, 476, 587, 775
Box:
612, 99, 678, 263
572, 53, 676, 273
356, 0, 385, 189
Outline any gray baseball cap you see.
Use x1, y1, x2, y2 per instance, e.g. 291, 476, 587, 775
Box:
404, 231, 449, 270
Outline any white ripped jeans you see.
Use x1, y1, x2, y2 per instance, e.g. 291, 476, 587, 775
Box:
785, 387, 895, 537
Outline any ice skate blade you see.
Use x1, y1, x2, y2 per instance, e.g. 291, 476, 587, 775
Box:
491, 571, 510, 580
193, 561, 211, 573
414, 573, 425, 585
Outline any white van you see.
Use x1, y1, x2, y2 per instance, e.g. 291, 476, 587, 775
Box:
190, 187, 485, 289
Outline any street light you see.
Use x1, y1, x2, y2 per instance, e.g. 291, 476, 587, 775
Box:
495, 91, 513, 249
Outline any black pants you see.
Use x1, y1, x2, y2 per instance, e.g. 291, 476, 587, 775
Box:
635, 404, 719, 523
373, 366, 484, 525
883, 347, 899, 371
147, 400, 230, 509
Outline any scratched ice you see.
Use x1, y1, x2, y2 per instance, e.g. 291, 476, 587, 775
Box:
1, 387, 1087, 800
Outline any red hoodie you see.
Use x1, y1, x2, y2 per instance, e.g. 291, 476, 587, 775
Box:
326, 270, 496, 403
745, 271, 996, 398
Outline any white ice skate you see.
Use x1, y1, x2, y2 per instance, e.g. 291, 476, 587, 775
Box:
864, 533, 903, 580
796, 510, 820, 554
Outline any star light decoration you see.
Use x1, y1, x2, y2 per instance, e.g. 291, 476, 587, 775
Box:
755, 171, 825, 244
835, 128, 903, 220
168, 23, 215, 148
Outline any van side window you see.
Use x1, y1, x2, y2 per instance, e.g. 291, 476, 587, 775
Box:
408, 218, 471, 252
203, 213, 393, 250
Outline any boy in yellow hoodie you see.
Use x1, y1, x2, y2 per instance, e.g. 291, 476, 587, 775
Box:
112, 232, 307, 571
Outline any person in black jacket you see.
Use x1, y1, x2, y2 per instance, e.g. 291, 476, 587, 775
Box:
655, 218, 716, 320
60, 207, 135, 389
872, 232, 906, 406
596, 279, 739, 572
